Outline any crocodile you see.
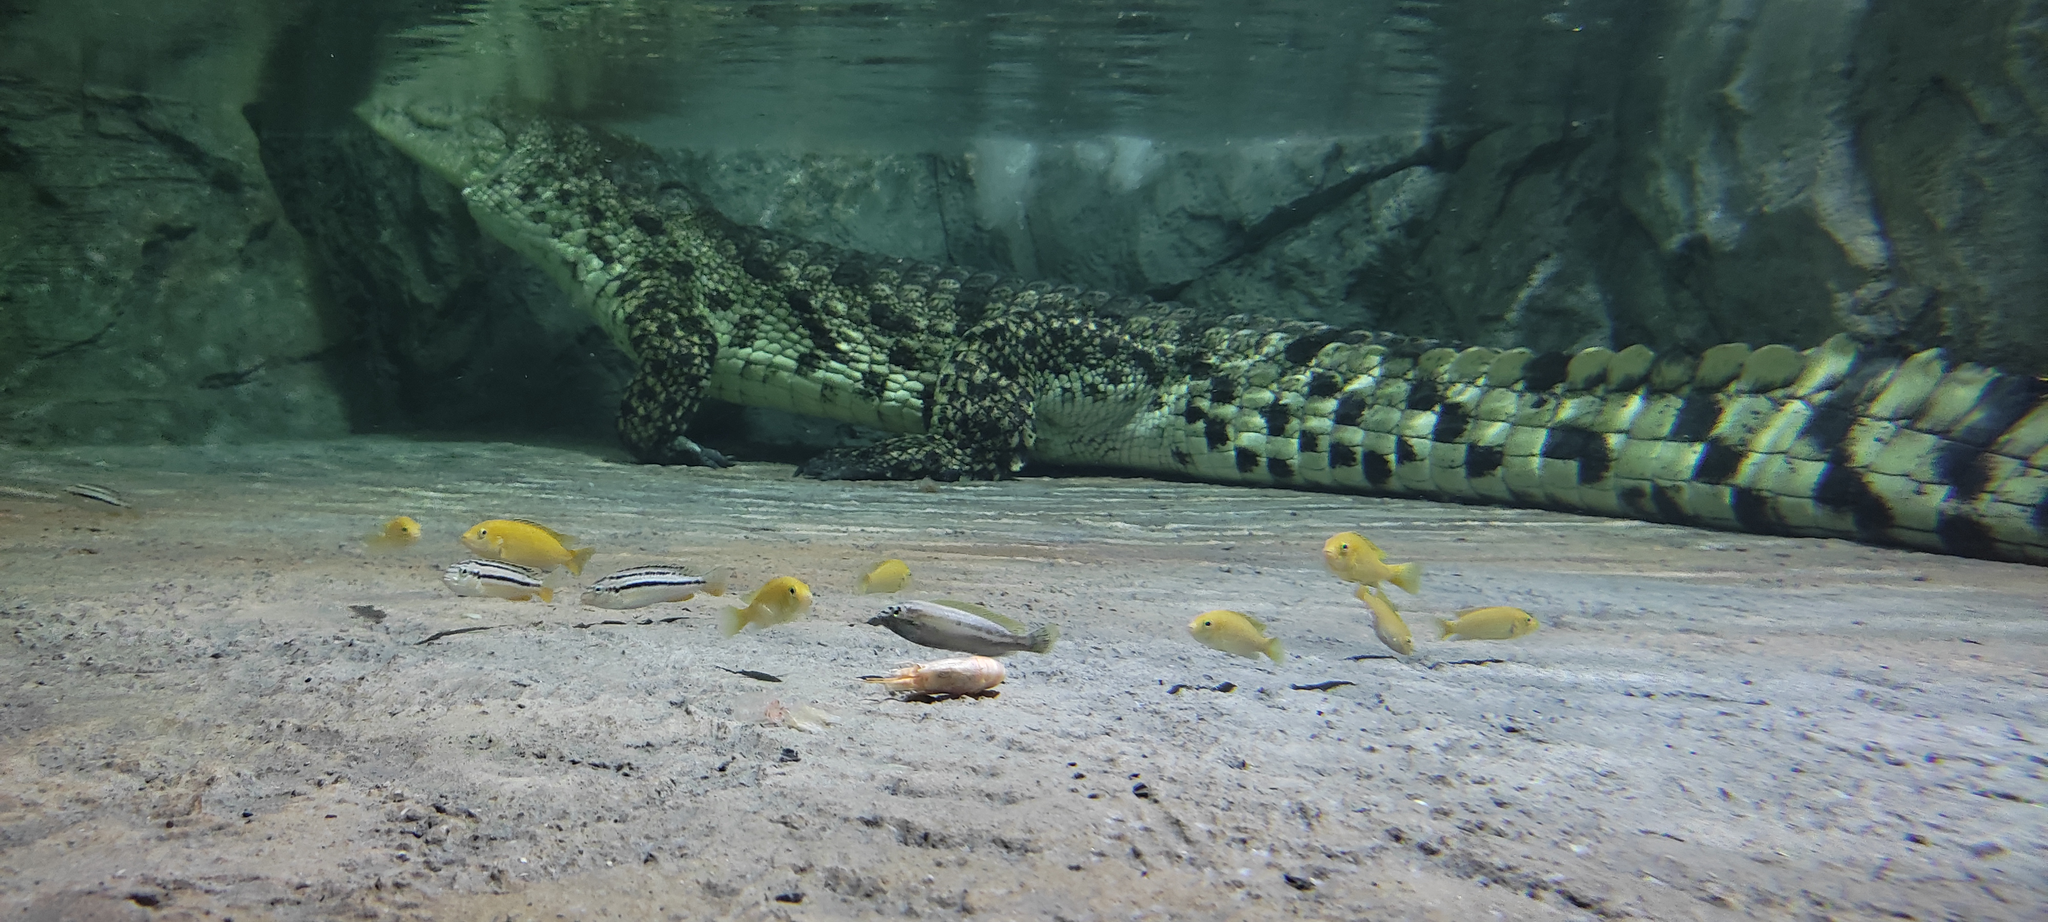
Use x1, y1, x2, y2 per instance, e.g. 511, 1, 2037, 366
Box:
360, 104, 2048, 565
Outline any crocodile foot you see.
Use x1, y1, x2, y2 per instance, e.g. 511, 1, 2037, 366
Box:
637, 434, 734, 469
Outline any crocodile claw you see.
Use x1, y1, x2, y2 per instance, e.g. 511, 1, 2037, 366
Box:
643, 435, 733, 469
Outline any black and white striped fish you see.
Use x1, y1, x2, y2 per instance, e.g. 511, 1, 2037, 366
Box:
580, 565, 729, 610
66, 483, 129, 508
442, 558, 560, 602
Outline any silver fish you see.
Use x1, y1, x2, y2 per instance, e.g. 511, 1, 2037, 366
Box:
66, 483, 129, 508
866, 600, 1058, 656
581, 565, 728, 610
443, 558, 557, 602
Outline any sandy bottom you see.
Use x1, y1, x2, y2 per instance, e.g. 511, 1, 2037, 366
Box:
0, 437, 2042, 921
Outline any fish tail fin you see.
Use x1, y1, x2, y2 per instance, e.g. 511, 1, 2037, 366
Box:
537, 587, 555, 604
566, 547, 595, 576
1028, 624, 1059, 654
703, 568, 729, 597
1390, 563, 1422, 595
1436, 617, 1456, 641
1265, 638, 1285, 663
719, 606, 750, 637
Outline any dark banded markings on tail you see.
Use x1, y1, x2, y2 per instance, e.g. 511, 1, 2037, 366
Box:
1670, 394, 1722, 442
1204, 417, 1230, 450
1333, 393, 1368, 428
1262, 402, 1292, 437
1405, 379, 1441, 411
1934, 513, 1999, 559
1363, 450, 1394, 487
1465, 444, 1505, 479
1813, 462, 1896, 539
1519, 352, 1572, 392
1540, 426, 1612, 486
1694, 440, 1744, 483
1431, 403, 1471, 444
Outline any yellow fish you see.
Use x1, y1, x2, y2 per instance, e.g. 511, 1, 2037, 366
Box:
1323, 531, 1421, 594
364, 516, 422, 553
857, 558, 912, 594
722, 576, 815, 636
461, 518, 594, 575
1437, 606, 1539, 641
1355, 585, 1416, 656
1188, 609, 1284, 663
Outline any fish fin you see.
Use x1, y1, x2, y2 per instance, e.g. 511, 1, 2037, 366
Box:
1027, 624, 1059, 654
702, 567, 729, 597
935, 599, 1026, 632
1389, 563, 1422, 595
566, 547, 594, 576
1264, 638, 1285, 663
1436, 617, 1456, 641
537, 587, 555, 604
1239, 611, 1270, 631
510, 518, 576, 543
720, 606, 749, 637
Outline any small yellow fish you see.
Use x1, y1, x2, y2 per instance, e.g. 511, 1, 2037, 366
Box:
1188, 609, 1284, 663
364, 516, 422, 553
1437, 606, 1539, 641
1355, 585, 1416, 656
721, 576, 815, 636
857, 558, 913, 594
1323, 531, 1421, 594
461, 518, 594, 575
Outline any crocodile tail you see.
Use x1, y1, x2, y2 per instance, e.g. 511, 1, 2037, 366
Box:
1140, 329, 2047, 564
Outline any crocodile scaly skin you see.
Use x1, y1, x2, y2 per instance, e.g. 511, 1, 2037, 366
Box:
363, 107, 2048, 564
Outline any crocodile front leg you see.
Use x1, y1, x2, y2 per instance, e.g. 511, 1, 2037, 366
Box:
618, 294, 732, 468
797, 312, 1045, 481
799, 308, 1176, 481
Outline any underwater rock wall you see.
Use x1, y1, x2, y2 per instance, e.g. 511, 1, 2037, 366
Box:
250, 114, 633, 442
2, 0, 2045, 447
0, 1, 348, 445
672, 0, 2048, 376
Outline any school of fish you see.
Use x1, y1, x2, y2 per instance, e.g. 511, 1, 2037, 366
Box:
400, 512, 1538, 702
1186, 529, 1539, 661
